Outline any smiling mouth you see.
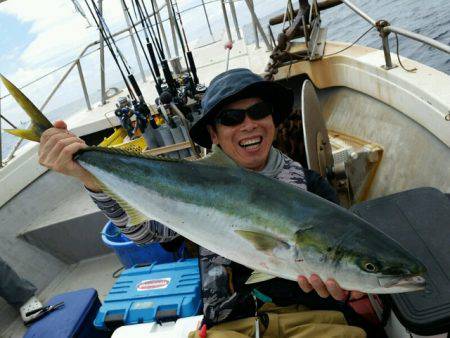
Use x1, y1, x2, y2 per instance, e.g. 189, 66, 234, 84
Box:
239, 137, 262, 149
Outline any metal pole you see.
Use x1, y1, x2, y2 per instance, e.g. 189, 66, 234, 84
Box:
228, 0, 241, 40
221, 0, 232, 43
120, 0, 147, 83
200, 0, 214, 39
377, 20, 395, 70
249, 0, 259, 49
152, 0, 172, 58
340, 0, 376, 27
384, 25, 450, 55
165, 0, 179, 57
99, 0, 106, 104
243, 0, 271, 50
76, 61, 92, 110
381, 32, 394, 69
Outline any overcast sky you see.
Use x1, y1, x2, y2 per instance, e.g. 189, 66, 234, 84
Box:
0, 0, 126, 82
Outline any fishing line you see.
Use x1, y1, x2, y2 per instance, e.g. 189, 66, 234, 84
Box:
323, 26, 375, 57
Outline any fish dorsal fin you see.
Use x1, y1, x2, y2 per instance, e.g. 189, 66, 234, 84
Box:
245, 271, 277, 284
235, 230, 290, 252
94, 178, 149, 227
194, 145, 238, 167
80, 146, 185, 162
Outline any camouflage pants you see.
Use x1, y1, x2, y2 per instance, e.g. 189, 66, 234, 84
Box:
189, 303, 366, 338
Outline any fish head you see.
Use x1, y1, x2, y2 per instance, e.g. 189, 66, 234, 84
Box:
294, 217, 427, 294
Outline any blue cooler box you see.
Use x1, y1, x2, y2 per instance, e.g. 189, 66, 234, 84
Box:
25, 288, 109, 338
94, 259, 202, 330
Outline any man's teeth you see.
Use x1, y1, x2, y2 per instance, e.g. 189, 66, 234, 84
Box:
239, 137, 262, 148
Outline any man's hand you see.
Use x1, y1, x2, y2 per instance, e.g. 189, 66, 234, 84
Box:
39, 120, 102, 192
298, 274, 365, 301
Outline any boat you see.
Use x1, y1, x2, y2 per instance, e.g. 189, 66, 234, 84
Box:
0, 0, 449, 336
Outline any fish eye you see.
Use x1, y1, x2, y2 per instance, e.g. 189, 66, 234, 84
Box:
363, 262, 379, 273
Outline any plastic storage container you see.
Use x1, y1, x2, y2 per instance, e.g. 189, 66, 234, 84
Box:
25, 288, 109, 338
351, 187, 450, 336
101, 221, 178, 268
94, 258, 202, 330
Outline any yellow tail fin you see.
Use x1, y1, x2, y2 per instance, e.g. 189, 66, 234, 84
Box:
0, 74, 52, 142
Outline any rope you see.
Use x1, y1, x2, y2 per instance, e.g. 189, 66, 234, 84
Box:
395, 33, 417, 72
323, 26, 375, 57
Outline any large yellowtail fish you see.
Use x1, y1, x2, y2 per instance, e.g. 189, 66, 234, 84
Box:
1, 74, 426, 293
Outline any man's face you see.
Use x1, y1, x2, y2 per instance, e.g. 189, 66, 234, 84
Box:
207, 97, 276, 171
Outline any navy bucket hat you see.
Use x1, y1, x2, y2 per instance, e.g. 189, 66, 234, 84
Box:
189, 68, 294, 148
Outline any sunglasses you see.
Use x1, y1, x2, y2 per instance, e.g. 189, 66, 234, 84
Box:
214, 101, 273, 126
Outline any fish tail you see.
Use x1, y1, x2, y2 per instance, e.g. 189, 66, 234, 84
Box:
1, 74, 53, 142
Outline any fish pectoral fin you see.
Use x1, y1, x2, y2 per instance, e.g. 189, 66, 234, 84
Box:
95, 179, 149, 227
235, 230, 290, 252
246, 270, 277, 284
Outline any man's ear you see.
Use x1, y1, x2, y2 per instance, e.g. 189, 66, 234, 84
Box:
207, 125, 219, 145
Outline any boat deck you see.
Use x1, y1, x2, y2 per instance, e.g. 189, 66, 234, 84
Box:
1, 253, 121, 338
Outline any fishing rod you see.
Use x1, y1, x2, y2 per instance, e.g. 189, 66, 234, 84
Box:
132, 0, 163, 87
85, 0, 154, 134
122, 0, 162, 94
84, 0, 137, 101
167, 0, 193, 84
145, 0, 178, 94
136, 0, 164, 59
173, 0, 199, 85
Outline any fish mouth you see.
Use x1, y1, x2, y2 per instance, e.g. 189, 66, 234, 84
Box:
377, 275, 426, 292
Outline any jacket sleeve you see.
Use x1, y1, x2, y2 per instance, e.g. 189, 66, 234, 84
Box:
305, 169, 340, 205
86, 189, 179, 245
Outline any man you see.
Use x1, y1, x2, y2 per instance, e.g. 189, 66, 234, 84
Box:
0, 257, 43, 324
39, 69, 378, 337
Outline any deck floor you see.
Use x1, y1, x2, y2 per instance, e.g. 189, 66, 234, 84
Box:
1, 253, 121, 338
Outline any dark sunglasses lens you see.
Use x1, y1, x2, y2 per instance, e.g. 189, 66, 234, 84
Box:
216, 110, 245, 126
216, 102, 272, 126
247, 102, 272, 120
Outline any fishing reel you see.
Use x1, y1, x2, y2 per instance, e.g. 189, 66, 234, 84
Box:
115, 96, 148, 138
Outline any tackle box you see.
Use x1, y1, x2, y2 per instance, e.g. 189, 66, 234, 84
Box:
94, 258, 202, 330
351, 187, 450, 336
24, 288, 108, 338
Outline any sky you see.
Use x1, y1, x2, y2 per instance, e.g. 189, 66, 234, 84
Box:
0, 0, 125, 82
0, 0, 153, 123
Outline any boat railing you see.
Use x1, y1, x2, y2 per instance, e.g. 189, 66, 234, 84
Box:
340, 0, 450, 70
0, 0, 273, 167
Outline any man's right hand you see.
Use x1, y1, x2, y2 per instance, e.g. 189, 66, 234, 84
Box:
39, 120, 102, 192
